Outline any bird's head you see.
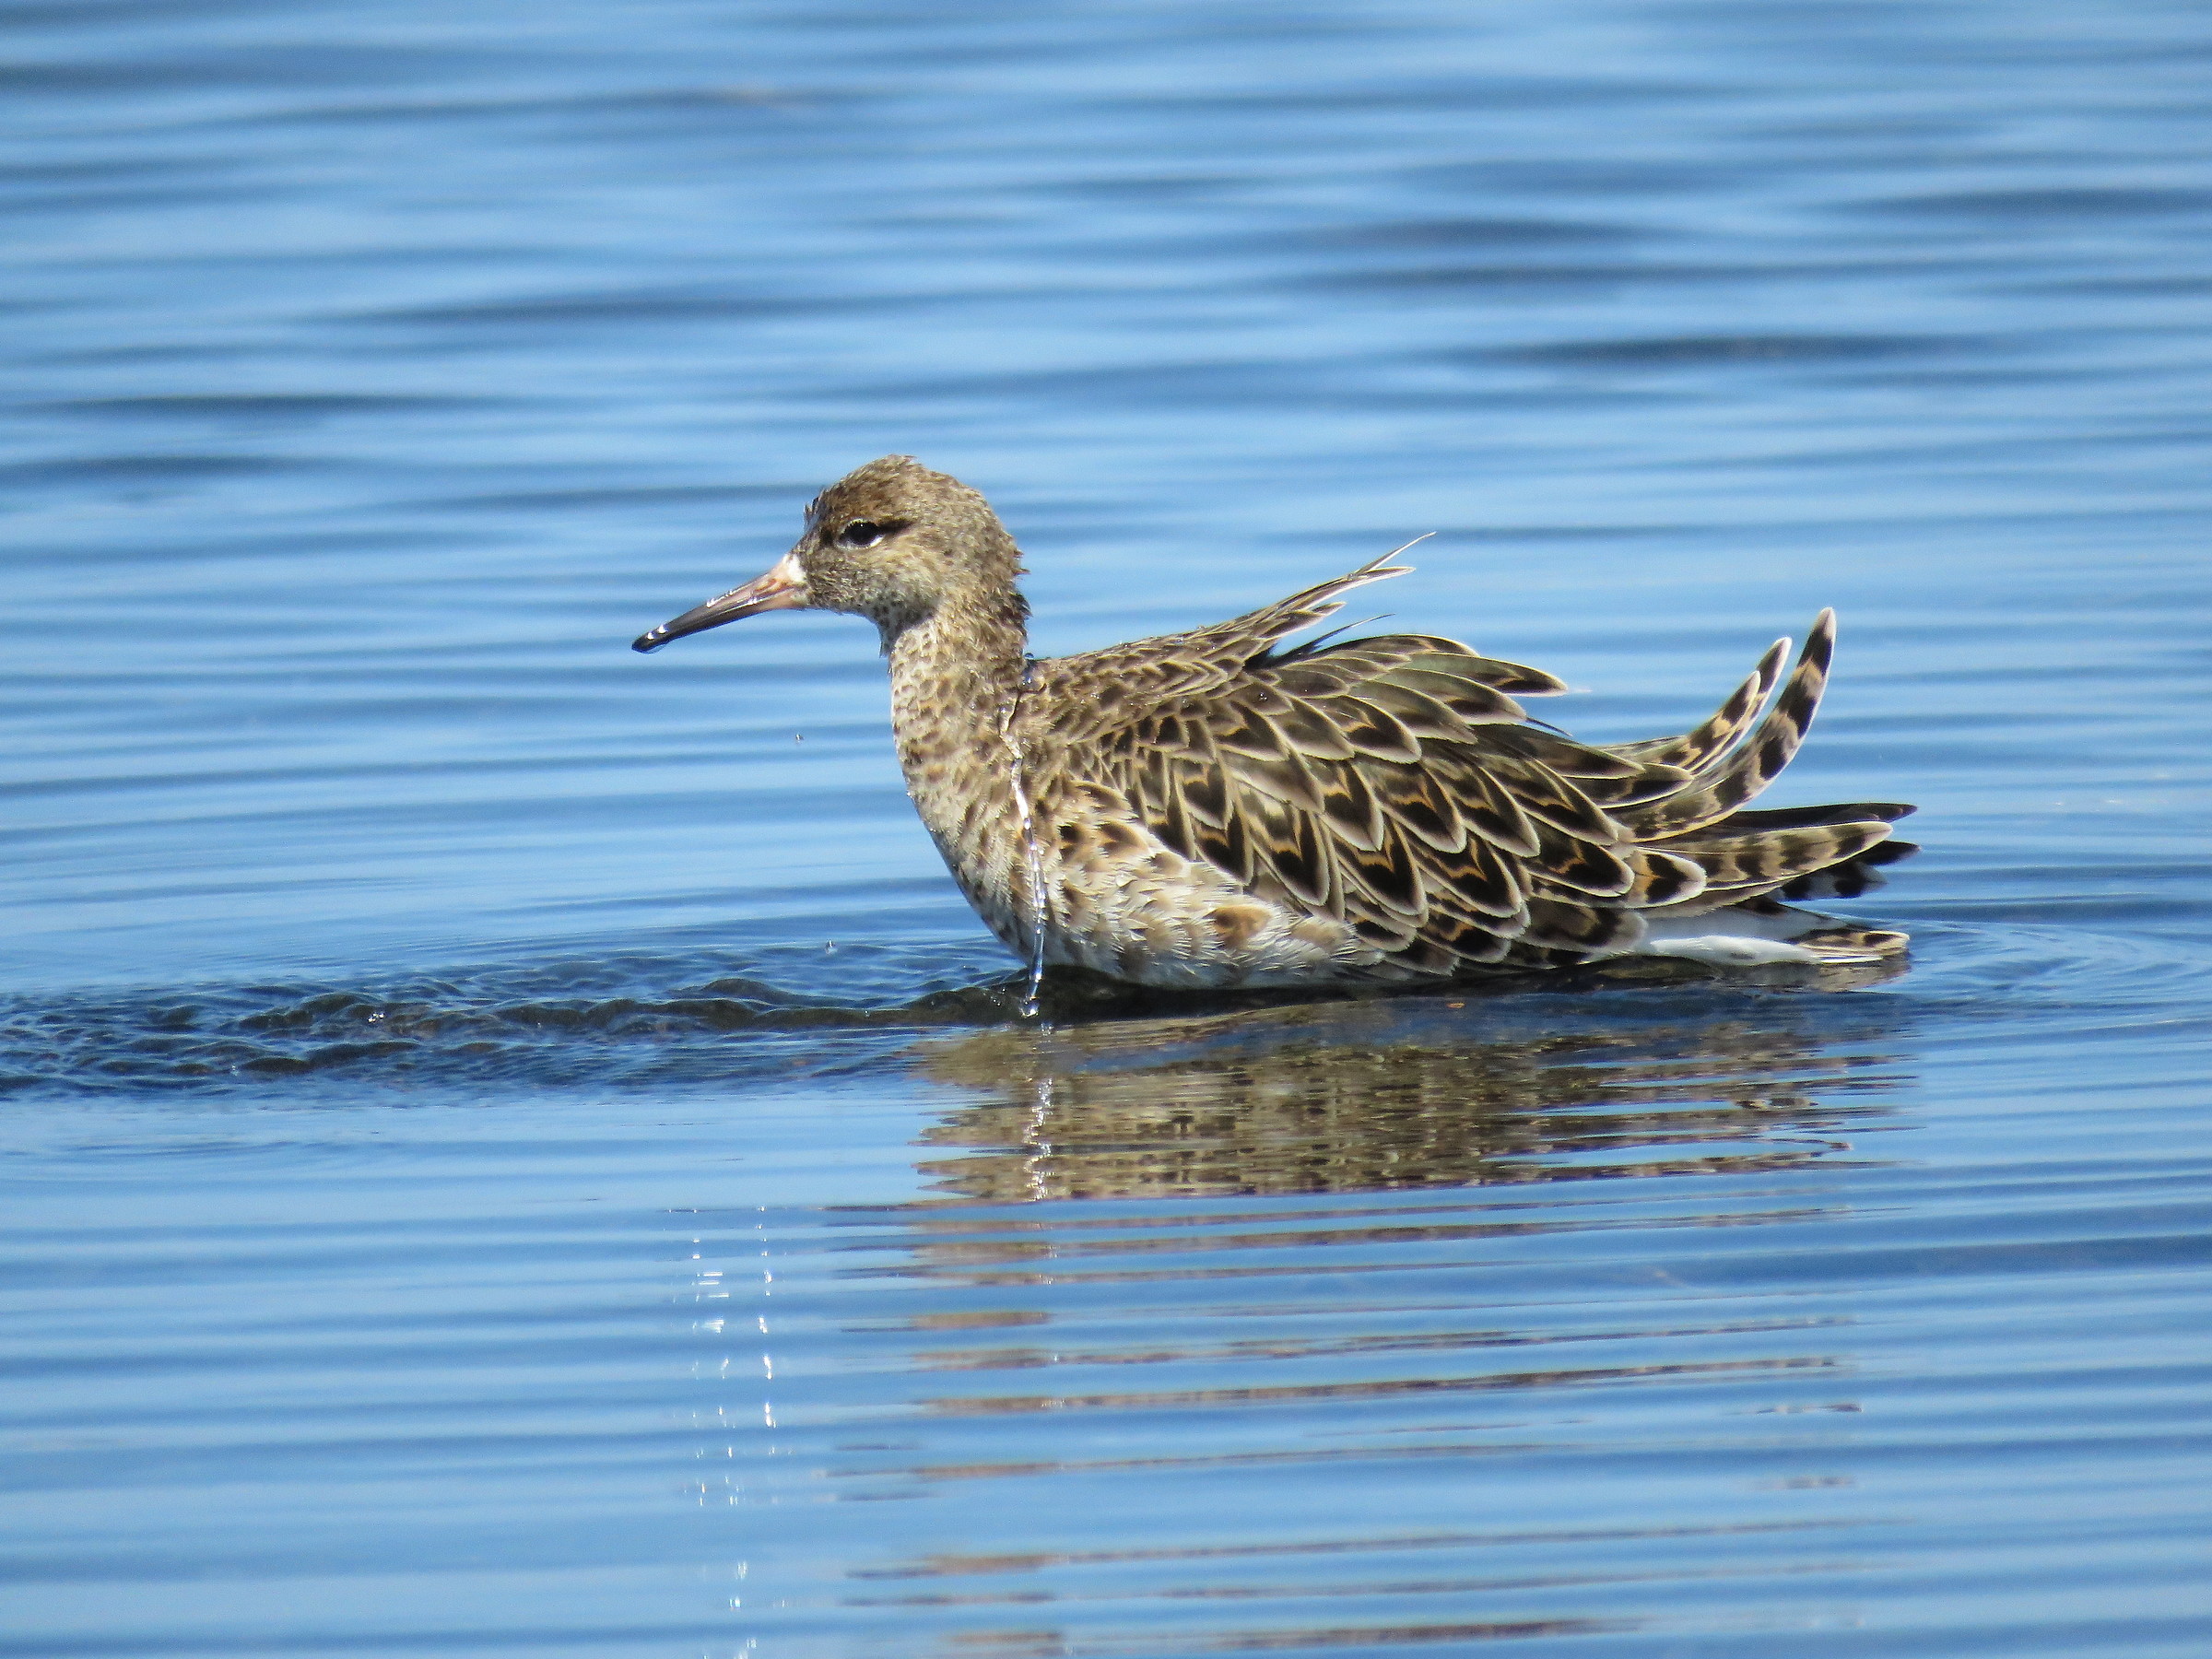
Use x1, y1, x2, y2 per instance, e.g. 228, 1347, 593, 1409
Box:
632, 455, 1025, 654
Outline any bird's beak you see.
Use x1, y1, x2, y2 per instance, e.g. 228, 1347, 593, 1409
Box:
632, 550, 810, 653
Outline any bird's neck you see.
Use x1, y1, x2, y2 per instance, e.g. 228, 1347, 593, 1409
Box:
885, 593, 1030, 771
884, 591, 1030, 734
883, 594, 1036, 947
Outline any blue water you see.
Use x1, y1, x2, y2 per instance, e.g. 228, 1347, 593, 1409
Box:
5, 1, 2212, 1654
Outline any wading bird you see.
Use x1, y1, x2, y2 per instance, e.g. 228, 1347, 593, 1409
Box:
635, 456, 1914, 989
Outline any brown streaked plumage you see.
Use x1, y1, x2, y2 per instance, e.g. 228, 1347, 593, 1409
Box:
634, 455, 1916, 988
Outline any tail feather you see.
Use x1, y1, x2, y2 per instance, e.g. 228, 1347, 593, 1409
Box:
1715, 801, 1916, 830
1621, 611, 1837, 840
1634, 895, 1910, 966
1608, 636, 1790, 777
1778, 837, 1918, 900
1655, 819, 1895, 892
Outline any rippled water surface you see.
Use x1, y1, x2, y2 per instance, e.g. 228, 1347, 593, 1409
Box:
6, 2, 2212, 1654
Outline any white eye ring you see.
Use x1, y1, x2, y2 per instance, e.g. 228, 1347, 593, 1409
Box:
838, 520, 888, 549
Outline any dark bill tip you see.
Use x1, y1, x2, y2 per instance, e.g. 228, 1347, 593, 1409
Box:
631, 600, 735, 652
630, 553, 808, 654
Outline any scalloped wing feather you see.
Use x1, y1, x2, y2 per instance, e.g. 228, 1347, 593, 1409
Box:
1030, 559, 1904, 978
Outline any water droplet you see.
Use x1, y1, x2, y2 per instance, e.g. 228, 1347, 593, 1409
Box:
999, 681, 1050, 1020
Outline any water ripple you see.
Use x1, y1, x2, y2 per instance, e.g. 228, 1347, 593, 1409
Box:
5, 0, 2212, 1654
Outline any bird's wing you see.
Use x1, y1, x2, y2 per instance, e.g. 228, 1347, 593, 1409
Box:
1033, 588, 1904, 972
1041, 550, 1564, 742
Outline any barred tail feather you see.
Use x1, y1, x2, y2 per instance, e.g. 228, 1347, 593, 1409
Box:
1622, 611, 1838, 840
1608, 636, 1790, 777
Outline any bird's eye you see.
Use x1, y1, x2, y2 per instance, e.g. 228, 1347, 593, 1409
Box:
837, 519, 888, 549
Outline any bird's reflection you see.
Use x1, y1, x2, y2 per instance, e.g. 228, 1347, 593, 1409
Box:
913, 971, 1909, 1204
